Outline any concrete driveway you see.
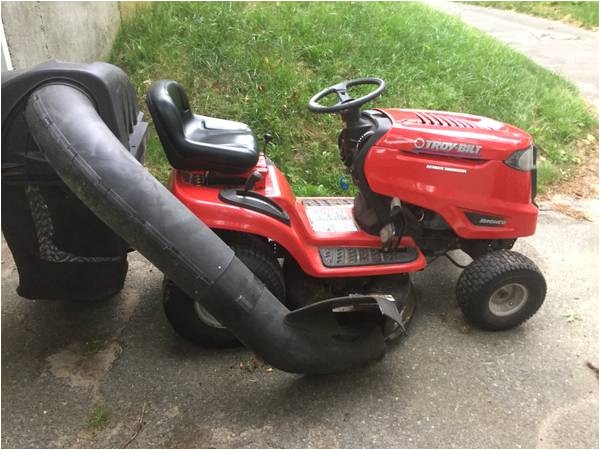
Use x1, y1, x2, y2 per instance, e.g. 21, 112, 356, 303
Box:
425, 1, 599, 107
1, 198, 598, 448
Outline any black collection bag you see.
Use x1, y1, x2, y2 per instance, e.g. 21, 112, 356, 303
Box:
2, 182, 130, 301
1, 61, 148, 301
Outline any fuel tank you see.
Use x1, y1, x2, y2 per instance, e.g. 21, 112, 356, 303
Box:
376, 109, 532, 160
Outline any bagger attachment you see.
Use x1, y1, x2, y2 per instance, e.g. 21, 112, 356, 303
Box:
14, 62, 403, 374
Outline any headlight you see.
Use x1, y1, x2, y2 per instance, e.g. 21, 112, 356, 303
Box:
505, 145, 535, 171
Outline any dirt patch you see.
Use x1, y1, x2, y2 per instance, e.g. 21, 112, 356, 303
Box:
541, 136, 599, 200
46, 340, 122, 389
550, 202, 594, 221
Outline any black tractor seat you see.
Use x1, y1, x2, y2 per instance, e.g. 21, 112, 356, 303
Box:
146, 80, 259, 173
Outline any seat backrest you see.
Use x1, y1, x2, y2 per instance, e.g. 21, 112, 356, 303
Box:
146, 79, 191, 160
146, 79, 259, 173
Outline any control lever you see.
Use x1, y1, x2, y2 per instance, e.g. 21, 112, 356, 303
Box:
381, 197, 405, 251
390, 197, 403, 218
380, 223, 397, 250
244, 170, 262, 192
263, 132, 273, 153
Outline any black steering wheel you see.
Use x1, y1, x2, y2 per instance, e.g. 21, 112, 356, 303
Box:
308, 78, 386, 114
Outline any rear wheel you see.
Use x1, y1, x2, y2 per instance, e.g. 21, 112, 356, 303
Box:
456, 250, 546, 331
163, 235, 285, 348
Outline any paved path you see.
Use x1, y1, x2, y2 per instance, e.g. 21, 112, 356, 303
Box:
425, 1, 599, 107
2, 198, 598, 448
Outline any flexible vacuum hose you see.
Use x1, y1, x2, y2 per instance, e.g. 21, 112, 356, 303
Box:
25, 84, 392, 374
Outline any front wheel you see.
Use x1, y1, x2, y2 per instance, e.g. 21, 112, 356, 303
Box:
456, 250, 546, 331
163, 235, 286, 348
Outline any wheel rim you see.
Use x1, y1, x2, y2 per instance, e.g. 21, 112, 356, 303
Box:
488, 283, 529, 317
193, 301, 226, 329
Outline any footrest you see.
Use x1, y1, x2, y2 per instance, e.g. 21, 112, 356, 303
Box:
319, 247, 418, 268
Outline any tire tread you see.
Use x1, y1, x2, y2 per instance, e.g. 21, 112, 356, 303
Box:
456, 250, 546, 330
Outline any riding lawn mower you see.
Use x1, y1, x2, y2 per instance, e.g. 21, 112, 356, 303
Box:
1, 61, 546, 374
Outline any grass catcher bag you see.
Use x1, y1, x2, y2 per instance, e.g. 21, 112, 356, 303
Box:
1, 61, 147, 301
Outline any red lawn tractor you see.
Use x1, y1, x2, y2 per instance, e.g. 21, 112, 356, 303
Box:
146, 77, 546, 347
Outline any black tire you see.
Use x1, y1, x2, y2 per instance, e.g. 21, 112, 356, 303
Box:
163, 235, 285, 348
456, 250, 546, 331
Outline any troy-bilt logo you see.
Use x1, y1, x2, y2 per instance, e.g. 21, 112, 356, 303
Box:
414, 137, 482, 156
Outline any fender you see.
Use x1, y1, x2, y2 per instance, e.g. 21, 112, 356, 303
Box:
170, 169, 426, 278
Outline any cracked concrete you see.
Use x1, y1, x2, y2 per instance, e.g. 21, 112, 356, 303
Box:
1, 199, 598, 448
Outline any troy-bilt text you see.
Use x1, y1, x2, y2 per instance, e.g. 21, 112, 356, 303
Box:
414, 137, 482, 155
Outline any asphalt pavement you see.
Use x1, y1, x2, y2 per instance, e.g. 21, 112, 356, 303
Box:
1, 197, 598, 448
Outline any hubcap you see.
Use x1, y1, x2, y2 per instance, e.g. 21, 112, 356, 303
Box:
194, 301, 226, 329
488, 283, 528, 317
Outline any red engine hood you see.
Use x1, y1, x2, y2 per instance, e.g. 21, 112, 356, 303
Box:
375, 108, 532, 160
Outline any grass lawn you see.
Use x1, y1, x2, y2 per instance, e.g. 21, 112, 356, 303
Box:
470, 1, 599, 29
111, 1, 597, 196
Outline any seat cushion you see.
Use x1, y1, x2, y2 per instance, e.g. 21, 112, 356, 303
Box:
146, 80, 259, 173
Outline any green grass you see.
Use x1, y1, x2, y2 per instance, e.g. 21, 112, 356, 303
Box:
110, 1, 597, 195
470, 1, 599, 29
87, 406, 111, 430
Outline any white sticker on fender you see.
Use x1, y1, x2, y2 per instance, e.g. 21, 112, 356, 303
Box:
304, 204, 359, 233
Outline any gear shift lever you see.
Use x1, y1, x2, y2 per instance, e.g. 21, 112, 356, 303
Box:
244, 170, 262, 192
